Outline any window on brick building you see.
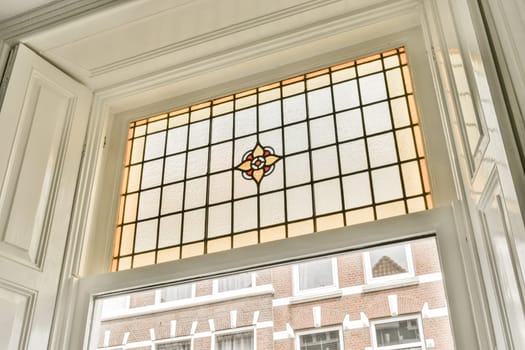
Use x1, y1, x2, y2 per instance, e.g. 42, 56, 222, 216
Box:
215, 330, 254, 350
156, 340, 191, 350
100, 295, 129, 318
294, 257, 337, 293
371, 316, 423, 349
214, 272, 254, 293
363, 244, 414, 284
159, 283, 193, 303
297, 328, 342, 350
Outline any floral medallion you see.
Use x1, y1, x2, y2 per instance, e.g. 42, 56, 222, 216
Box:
235, 143, 281, 184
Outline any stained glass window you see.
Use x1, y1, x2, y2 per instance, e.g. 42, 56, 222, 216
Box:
112, 47, 432, 271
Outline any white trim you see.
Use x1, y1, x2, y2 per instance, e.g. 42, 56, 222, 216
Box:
363, 244, 415, 285
370, 314, 426, 350
294, 326, 343, 350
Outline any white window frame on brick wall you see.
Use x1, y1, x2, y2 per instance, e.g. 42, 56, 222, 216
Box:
295, 326, 344, 350
292, 257, 339, 296
370, 314, 425, 350
212, 327, 256, 350
212, 272, 257, 294
154, 336, 193, 350
100, 294, 130, 319
155, 283, 196, 304
363, 244, 415, 285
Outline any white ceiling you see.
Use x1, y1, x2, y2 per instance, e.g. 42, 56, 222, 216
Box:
0, 0, 57, 23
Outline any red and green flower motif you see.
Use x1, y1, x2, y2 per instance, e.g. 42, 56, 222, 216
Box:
235, 143, 281, 184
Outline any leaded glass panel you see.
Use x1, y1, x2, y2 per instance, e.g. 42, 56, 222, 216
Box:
112, 47, 432, 271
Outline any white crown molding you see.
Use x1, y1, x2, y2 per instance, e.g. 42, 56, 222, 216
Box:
89, 0, 343, 76
95, 0, 419, 102
0, 0, 129, 42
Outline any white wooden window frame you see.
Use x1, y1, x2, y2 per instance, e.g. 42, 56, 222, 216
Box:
370, 314, 425, 350
292, 257, 339, 296
295, 326, 344, 350
212, 327, 256, 350
363, 244, 415, 285
71, 23, 482, 350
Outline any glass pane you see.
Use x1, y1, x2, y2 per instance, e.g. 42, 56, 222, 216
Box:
186, 148, 208, 178
259, 101, 281, 131
159, 214, 181, 247
300, 330, 340, 350
259, 191, 285, 227
135, 219, 157, 253
188, 120, 209, 149
369, 244, 409, 278
142, 159, 163, 189
212, 113, 233, 143
311, 146, 339, 180
210, 141, 233, 172
287, 185, 313, 221
208, 203, 232, 238
166, 126, 188, 155
217, 331, 254, 350
184, 177, 207, 210
372, 166, 403, 203
217, 273, 252, 292
298, 258, 333, 290
182, 209, 205, 243
375, 318, 421, 346
138, 188, 160, 220
339, 140, 368, 174
359, 72, 387, 104
363, 102, 392, 135
235, 107, 257, 137
164, 154, 186, 184
234, 197, 257, 233
94, 238, 454, 349
284, 122, 309, 154
307, 87, 333, 118
160, 284, 192, 302
367, 133, 398, 167
336, 109, 363, 141
285, 152, 311, 186
283, 94, 307, 124
314, 179, 342, 215
157, 341, 191, 350
333, 80, 359, 111
161, 183, 184, 214
145, 132, 166, 160
209, 171, 232, 204
309, 116, 335, 148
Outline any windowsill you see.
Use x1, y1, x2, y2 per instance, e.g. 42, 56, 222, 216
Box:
362, 276, 419, 293
290, 288, 342, 304
101, 284, 274, 321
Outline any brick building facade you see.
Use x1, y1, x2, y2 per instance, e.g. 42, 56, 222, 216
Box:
95, 238, 453, 349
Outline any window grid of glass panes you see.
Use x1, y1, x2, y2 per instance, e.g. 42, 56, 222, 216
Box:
112, 47, 432, 271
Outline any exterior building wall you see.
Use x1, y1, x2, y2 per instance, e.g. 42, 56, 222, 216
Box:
97, 241, 453, 349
